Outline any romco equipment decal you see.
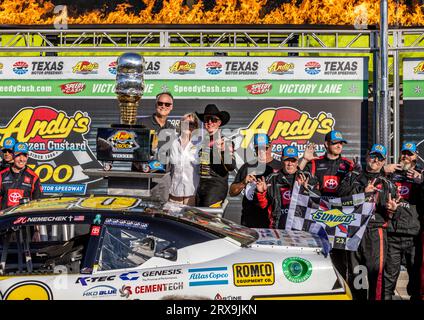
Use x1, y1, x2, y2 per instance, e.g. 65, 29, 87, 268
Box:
238, 107, 335, 155
0, 106, 102, 194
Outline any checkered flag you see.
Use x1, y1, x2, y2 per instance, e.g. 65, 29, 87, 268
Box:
286, 182, 375, 251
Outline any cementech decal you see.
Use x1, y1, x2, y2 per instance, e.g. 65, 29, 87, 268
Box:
0, 106, 102, 194
238, 107, 335, 154
232, 262, 274, 287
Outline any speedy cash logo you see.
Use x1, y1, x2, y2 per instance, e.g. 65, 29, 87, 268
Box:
413, 61, 424, 74
268, 61, 295, 75
169, 61, 196, 74
305, 61, 321, 75
238, 107, 335, 149
72, 61, 99, 74
59, 82, 86, 94
13, 61, 29, 75
205, 61, 223, 75
245, 82, 272, 95
232, 262, 275, 287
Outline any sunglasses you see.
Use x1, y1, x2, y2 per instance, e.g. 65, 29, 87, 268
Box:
157, 101, 172, 107
204, 116, 220, 123
401, 151, 414, 157
369, 154, 385, 162
2, 149, 13, 154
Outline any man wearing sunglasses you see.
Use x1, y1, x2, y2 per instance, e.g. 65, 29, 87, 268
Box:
0, 137, 16, 171
229, 133, 281, 228
338, 144, 399, 300
195, 104, 236, 208
382, 142, 423, 300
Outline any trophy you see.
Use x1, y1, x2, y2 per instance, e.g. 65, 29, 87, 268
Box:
115, 53, 145, 125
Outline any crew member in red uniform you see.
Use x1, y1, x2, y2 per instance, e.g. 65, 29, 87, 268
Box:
299, 130, 356, 282
0, 142, 42, 210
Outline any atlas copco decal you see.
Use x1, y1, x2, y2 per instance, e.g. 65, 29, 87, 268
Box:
13, 61, 29, 75
145, 60, 161, 75
72, 61, 99, 74
238, 107, 335, 154
268, 61, 295, 75
0, 106, 102, 194
31, 61, 64, 75
169, 61, 196, 74
305, 61, 321, 75
108, 61, 117, 75
324, 61, 358, 76
206, 61, 223, 75
188, 267, 229, 286
60, 82, 86, 94
245, 82, 272, 95
225, 61, 258, 75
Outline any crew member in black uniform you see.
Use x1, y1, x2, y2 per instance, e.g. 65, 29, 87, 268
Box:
229, 133, 281, 228
299, 130, 356, 281
383, 142, 423, 300
196, 104, 236, 208
0, 137, 16, 171
0, 142, 42, 209
339, 144, 399, 300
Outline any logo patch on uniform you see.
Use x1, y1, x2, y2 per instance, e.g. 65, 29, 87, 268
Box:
7, 189, 24, 207
323, 175, 339, 192
24, 176, 31, 184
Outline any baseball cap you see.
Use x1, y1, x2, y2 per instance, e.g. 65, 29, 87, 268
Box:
369, 144, 387, 159
253, 133, 270, 147
13, 142, 29, 156
148, 160, 165, 173
2, 137, 16, 151
282, 146, 299, 160
401, 142, 417, 154
325, 130, 347, 144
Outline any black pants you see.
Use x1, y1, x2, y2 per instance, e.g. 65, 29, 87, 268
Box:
330, 248, 348, 281
384, 234, 422, 300
196, 177, 228, 207
348, 227, 387, 300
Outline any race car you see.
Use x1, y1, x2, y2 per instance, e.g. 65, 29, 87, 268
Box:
0, 196, 351, 300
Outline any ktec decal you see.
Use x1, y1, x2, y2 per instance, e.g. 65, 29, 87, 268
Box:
76, 275, 116, 286
169, 61, 196, 74
0, 106, 102, 194
238, 107, 335, 149
413, 61, 424, 74
13, 61, 29, 75
232, 262, 274, 287
31, 61, 64, 75
59, 82, 86, 94
268, 61, 295, 75
206, 61, 223, 75
72, 61, 99, 74
305, 61, 321, 75
188, 267, 228, 287
225, 61, 258, 76
245, 82, 272, 95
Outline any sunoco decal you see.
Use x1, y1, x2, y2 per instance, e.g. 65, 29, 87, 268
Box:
238, 107, 335, 155
311, 209, 355, 232
282, 257, 312, 283
0, 106, 102, 194
232, 262, 274, 287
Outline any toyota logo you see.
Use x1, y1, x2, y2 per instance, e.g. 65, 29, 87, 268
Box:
283, 190, 291, 201
324, 179, 338, 190
397, 185, 409, 195
9, 192, 22, 203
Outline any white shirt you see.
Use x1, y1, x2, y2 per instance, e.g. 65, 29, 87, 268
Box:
169, 136, 200, 197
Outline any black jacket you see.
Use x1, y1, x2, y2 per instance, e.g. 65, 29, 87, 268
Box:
338, 169, 398, 228
386, 170, 422, 236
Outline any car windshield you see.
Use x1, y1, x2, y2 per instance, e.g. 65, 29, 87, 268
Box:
162, 203, 258, 246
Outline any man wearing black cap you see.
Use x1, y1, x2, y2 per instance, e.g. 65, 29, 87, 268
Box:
195, 104, 236, 208
0, 142, 42, 210
339, 144, 399, 300
383, 142, 423, 300
229, 133, 281, 227
0, 137, 16, 171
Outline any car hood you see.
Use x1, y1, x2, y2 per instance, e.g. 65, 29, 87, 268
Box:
250, 229, 329, 254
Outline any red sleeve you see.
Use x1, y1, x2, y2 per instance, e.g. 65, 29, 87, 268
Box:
342, 157, 355, 172
256, 191, 269, 209
311, 159, 316, 176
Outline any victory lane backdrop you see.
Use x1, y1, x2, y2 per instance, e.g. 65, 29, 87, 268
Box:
0, 56, 369, 199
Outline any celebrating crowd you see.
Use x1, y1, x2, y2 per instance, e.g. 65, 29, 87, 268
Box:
1, 92, 423, 301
